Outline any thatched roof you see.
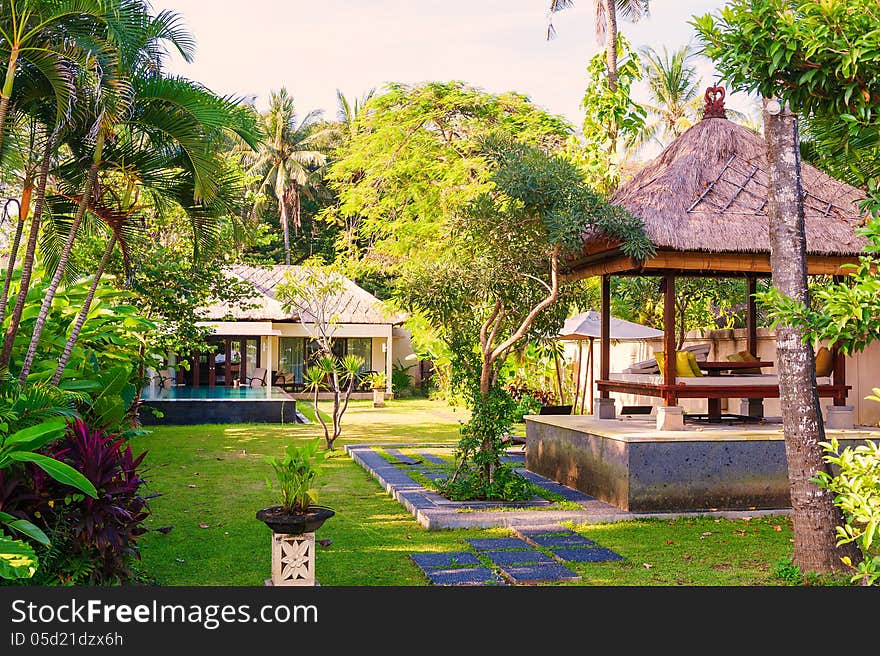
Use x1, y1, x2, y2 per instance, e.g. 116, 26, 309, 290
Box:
200, 265, 405, 325
604, 115, 868, 257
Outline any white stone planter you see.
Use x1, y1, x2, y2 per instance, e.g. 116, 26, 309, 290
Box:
269, 532, 316, 586
372, 387, 386, 408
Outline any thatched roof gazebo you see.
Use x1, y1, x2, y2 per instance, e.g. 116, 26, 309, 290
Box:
569, 87, 867, 430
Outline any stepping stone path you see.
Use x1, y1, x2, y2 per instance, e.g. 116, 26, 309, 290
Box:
409, 552, 502, 586
384, 448, 422, 466
409, 525, 625, 586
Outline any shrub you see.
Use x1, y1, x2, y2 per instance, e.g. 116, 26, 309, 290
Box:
265, 439, 326, 513
813, 437, 880, 586
43, 420, 151, 584
512, 394, 542, 422
392, 363, 416, 397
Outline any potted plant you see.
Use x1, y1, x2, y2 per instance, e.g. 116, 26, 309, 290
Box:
256, 438, 333, 586
368, 371, 387, 408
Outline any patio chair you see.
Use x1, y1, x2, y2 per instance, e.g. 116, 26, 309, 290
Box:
243, 367, 268, 387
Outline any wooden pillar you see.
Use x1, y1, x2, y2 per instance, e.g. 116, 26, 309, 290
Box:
600, 275, 610, 398
193, 350, 201, 387
831, 276, 847, 407
225, 339, 232, 387
744, 276, 763, 418
663, 273, 677, 406
746, 276, 758, 356
239, 338, 247, 383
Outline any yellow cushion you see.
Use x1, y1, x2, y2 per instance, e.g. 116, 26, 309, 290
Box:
686, 351, 703, 377
654, 351, 698, 377
815, 346, 834, 377
726, 352, 744, 362
736, 350, 762, 374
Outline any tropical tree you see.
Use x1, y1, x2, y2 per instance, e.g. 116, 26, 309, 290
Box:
695, 0, 880, 575
246, 88, 330, 265
335, 87, 375, 140
636, 44, 701, 149
396, 139, 653, 499
276, 263, 363, 451
547, 0, 650, 91
15, 5, 260, 384
0, 0, 114, 160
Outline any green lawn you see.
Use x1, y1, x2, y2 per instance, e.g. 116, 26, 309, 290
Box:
136, 398, 813, 586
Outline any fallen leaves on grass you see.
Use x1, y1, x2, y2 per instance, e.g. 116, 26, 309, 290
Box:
665, 539, 674, 545
643, 563, 653, 569
198, 522, 210, 529
700, 532, 713, 539
773, 525, 783, 532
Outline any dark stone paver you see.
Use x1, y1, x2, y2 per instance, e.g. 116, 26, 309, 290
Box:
551, 547, 623, 563
532, 534, 598, 548
466, 537, 532, 551
425, 567, 502, 586
484, 549, 554, 566
410, 552, 481, 569
385, 448, 422, 465
418, 452, 448, 466
502, 563, 580, 584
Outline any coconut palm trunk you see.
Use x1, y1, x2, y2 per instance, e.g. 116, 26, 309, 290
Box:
0, 186, 30, 327
0, 139, 53, 370
19, 134, 102, 384
0, 47, 20, 160
764, 98, 850, 573
279, 193, 291, 265
51, 232, 116, 385
603, 0, 618, 91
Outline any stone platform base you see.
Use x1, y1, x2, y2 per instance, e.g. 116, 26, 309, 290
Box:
525, 414, 876, 513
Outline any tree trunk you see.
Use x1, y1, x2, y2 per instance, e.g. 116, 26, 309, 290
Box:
279, 194, 291, 265
19, 136, 102, 384
0, 140, 53, 370
602, 0, 619, 155
51, 232, 117, 385
603, 0, 618, 92
0, 47, 20, 161
0, 187, 30, 327
764, 98, 851, 574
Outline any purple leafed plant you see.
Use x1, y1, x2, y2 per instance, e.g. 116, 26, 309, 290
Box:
46, 420, 152, 582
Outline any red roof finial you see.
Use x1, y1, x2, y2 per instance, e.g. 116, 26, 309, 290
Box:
703, 86, 727, 119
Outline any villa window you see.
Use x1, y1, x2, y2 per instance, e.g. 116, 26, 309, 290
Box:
347, 338, 372, 373
280, 337, 374, 383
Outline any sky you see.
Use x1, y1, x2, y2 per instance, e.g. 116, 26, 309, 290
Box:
150, 0, 758, 128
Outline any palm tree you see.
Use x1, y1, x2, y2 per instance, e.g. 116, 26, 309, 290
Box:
246, 88, 330, 265
547, 0, 650, 91
636, 44, 701, 149
17, 3, 260, 383
336, 88, 375, 140
0, 0, 112, 162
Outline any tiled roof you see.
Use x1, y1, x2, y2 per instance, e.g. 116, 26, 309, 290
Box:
199, 265, 405, 325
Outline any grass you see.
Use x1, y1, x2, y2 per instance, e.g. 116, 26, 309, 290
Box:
134, 397, 825, 586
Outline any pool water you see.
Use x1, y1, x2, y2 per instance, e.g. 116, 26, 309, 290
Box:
141, 385, 294, 401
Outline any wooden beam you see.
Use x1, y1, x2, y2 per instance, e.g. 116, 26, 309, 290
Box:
567, 250, 859, 280
663, 273, 677, 405
600, 275, 610, 399
747, 276, 758, 356
565, 255, 637, 281
640, 251, 859, 276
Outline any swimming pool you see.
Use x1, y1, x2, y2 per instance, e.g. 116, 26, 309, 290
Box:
139, 385, 303, 425
141, 385, 294, 401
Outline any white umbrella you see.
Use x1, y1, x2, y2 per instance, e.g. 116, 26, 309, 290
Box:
556, 310, 663, 414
